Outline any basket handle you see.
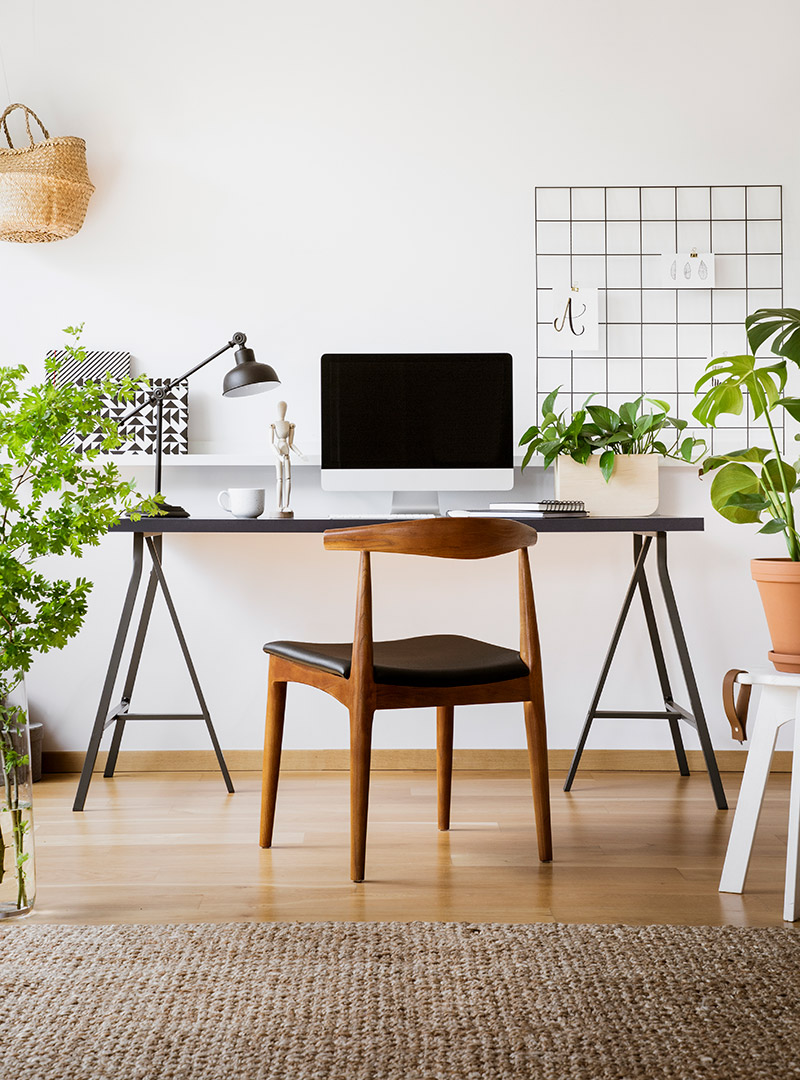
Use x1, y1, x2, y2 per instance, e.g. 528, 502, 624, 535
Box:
0, 103, 50, 149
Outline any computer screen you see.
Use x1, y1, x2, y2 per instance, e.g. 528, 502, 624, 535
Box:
320, 353, 514, 513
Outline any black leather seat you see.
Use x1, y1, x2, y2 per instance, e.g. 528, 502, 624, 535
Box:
264, 634, 530, 688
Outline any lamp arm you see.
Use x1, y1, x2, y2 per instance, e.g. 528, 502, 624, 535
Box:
119, 334, 245, 421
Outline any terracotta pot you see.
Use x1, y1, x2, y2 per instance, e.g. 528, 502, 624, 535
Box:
555, 454, 659, 516
751, 558, 800, 673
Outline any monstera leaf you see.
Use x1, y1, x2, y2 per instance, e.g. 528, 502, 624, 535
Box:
746, 308, 800, 365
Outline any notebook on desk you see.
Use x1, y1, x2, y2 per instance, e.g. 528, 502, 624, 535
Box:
447, 509, 589, 518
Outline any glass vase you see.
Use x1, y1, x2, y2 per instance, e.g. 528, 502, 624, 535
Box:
0, 679, 35, 918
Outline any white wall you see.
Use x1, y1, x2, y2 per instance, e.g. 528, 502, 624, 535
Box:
1, 0, 797, 756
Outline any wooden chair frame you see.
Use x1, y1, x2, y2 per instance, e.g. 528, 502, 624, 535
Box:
259, 517, 552, 881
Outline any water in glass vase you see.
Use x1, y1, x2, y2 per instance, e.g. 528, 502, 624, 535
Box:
0, 680, 36, 918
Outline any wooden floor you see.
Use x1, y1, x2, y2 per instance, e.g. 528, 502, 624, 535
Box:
25, 768, 795, 926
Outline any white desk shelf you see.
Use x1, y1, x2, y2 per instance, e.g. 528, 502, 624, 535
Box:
110, 453, 321, 467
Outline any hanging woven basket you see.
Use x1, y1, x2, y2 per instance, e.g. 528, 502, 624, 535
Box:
0, 103, 95, 243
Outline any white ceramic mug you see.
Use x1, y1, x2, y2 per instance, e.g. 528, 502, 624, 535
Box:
218, 487, 265, 519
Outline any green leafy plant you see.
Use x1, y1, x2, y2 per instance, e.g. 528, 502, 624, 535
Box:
0, 324, 161, 910
520, 388, 706, 481
693, 308, 800, 561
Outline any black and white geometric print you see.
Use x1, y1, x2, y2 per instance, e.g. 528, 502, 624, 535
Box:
49, 349, 189, 455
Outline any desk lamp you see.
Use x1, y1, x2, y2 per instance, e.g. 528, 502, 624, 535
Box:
122, 332, 280, 518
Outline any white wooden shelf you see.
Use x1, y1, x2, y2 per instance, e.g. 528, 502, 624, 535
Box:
108, 453, 699, 470
111, 453, 320, 467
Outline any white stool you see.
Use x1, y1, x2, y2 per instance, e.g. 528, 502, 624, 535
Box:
719, 670, 800, 921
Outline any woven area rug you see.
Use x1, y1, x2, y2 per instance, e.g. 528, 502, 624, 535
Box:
1, 922, 799, 1080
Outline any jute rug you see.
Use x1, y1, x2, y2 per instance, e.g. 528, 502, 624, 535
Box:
1, 922, 798, 1080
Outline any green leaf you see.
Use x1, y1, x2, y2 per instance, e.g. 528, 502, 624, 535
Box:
724, 492, 770, 511
618, 398, 643, 429
762, 457, 797, 492
692, 379, 744, 427
699, 447, 770, 475
709, 463, 762, 523
599, 450, 616, 482
541, 386, 561, 417
571, 444, 593, 465
759, 519, 787, 534
565, 410, 586, 439
746, 308, 800, 365
776, 397, 800, 422
586, 405, 620, 433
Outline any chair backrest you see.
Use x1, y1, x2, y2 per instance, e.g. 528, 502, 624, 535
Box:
324, 517, 542, 693
323, 517, 542, 697
323, 516, 537, 559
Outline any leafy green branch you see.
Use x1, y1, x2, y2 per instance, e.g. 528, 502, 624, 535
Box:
0, 324, 163, 911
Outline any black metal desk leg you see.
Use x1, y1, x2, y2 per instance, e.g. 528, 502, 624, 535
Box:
103, 560, 160, 778
656, 533, 727, 810
73, 533, 145, 811
634, 534, 690, 777
564, 536, 653, 791
144, 537, 235, 793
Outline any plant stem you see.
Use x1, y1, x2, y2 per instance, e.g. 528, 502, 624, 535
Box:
0, 711, 29, 909
763, 400, 799, 559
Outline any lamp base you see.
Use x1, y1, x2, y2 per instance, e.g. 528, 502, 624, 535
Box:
126, 502, 190, 519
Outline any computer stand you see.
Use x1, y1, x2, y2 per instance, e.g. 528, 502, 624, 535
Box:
390, 491, 442, 516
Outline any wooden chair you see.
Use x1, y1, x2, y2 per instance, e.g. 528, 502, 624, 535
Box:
259, 516, 551, 881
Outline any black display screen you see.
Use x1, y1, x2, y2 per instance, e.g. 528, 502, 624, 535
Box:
321, 354, 513, 470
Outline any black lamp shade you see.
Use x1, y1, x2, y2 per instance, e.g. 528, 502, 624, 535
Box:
222, 346, 281, 398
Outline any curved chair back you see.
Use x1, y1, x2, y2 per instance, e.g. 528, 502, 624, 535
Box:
323, 516, 538, 559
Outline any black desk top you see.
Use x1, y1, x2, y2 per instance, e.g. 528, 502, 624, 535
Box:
111, 515, 704, 534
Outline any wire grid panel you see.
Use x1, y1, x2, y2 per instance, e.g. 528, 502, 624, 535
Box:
534, 185, 784, 455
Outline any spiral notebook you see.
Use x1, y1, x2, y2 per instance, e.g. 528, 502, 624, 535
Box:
448, 500, 588, 519
488, 500, 586, 513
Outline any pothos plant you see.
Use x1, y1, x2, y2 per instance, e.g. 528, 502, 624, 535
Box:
693, 308, 800, 561
520, 388, 706, 480
0, 325, 160, 911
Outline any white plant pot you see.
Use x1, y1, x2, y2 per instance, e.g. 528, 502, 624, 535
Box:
555, 454, 660, 516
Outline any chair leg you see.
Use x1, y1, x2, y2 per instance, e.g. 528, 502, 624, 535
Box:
259, 676, 287, 848
784, 693, 800, 922
719, 685, 784, 895
437, 705, 454, 831
349, 700, 375, 882
523, 698, 552, 862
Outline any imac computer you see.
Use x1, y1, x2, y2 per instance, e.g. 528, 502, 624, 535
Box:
320, 353, 514, 515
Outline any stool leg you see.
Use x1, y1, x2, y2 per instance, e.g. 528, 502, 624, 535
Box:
720, 685, 785, 894
783, 696, 800, 921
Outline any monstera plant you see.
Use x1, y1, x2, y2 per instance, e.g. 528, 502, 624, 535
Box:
693, 307, 800, 671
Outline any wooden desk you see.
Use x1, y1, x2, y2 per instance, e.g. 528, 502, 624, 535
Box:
73, 515, 725, 811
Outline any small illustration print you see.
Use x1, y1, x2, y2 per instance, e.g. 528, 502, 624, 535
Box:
546, 286, 599, 351
663, 250, 715, 289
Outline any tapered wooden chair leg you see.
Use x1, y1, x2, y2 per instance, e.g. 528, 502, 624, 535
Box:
437, 705, 454, 831
349, 702, 375, 882
523, 699, 552, 862
260, 675, 288, 848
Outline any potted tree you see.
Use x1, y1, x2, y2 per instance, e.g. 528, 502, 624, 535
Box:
519, 389, 705, 515
693, 308, 800, 672
0, 325, 158, 916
